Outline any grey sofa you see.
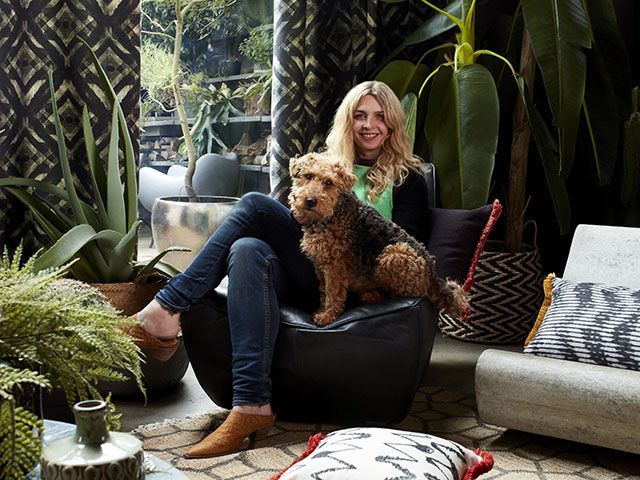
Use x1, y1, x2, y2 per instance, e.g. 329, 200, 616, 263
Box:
475, 224, 640, 454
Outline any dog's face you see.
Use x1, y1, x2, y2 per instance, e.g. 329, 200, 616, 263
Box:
288, 153, 356, 224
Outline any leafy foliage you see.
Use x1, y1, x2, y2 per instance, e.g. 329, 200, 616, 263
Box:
376, 0, 630, 250
0, 246, 144, 479
239, 25, 273, 67
182, 82, 244, 156
0, 39, 183, 282
236, 69, 272, 116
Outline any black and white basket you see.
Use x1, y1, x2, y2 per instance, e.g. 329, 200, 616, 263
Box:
437, 242, 544, 344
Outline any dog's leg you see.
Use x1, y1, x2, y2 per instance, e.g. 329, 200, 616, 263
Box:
350, 277, 386, 303
313, 262, 349, 326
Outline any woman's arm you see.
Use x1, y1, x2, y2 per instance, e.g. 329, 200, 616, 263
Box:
392, 170, 430, 244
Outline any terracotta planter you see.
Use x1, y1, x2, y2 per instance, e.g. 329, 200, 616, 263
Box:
92, 279, 190, 394
92, 280, 165, 316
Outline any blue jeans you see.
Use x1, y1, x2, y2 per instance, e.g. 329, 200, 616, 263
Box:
155, 192, 318, 406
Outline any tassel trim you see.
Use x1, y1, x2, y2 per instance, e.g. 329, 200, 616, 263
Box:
462, 450, 494, 479
460, 199, 503, 321
269, 433, 326, 480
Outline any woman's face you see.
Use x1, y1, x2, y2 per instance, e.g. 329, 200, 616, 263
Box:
351, 94, 389, 161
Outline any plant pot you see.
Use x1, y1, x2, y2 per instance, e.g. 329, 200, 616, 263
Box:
92, 280, 165, 316
437, 241, 544, 344
92, 280, 190, 395
151, 195, 239, 272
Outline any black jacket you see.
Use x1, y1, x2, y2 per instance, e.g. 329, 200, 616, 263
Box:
392, 169, 430, 245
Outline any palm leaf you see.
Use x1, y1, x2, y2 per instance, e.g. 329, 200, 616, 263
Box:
521, 0, 591, 129
425, 64, 499, 209
401, 93, 418, 150
519, 79, 571, 234
581, 47, 619, 185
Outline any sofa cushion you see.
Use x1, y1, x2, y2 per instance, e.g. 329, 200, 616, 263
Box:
426, 202, 498, 283
273, 427, 493, 480
524, 276, 640, 370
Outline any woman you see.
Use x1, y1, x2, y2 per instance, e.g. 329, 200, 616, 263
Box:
133, 80, 429, 458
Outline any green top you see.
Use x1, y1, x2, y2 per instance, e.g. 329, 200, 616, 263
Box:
353, 164, 393, 219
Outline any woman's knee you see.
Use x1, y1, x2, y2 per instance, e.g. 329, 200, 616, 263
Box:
238, 191, 274, 211
228, 238, 274, 270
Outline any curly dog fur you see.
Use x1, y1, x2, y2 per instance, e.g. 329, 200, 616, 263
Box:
289, 152, 469, 326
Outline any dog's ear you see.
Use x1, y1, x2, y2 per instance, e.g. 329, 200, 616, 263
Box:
288, 156, 302, 178
331, 160, 356, 191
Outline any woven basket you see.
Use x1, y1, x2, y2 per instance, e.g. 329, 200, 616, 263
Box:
92, 280, 165, 316
437, 241, 544, 344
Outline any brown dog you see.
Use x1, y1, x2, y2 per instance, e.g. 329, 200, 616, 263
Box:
288, 152, 469, 326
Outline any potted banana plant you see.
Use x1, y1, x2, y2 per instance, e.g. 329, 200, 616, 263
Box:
375, 0, 630, 343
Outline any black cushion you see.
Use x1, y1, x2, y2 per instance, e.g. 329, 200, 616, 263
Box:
182, 290, 436, 423
426, 204, 492, 282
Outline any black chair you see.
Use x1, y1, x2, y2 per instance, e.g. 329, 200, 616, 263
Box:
181, 163, 438, 423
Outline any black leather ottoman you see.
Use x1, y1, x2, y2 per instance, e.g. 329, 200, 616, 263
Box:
181, 289, 436, 423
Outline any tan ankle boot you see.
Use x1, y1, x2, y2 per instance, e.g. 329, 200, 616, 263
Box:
184, 411, 276, 459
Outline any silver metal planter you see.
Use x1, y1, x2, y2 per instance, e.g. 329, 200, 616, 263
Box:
151, 195, 239, 271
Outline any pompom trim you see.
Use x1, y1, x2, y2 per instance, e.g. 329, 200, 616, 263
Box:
460, 199, 503, 321
462, 450, 494, 479
269, 432, 326, 480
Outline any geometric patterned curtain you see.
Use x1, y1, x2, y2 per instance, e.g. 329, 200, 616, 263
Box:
269, 0, 430, 202
0, 0, 140, 253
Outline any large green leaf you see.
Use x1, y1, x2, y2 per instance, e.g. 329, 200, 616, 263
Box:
32, 224, 120, 275
79, 37, 137, 230
522, 0, 591, 130
106, 105, 126, 234
425, 64, 499, 209
82, 105, 109, 226
584, 0, 631, 122
401, 93, 418, 150
3, 187, 68, 239
581, 47, 619, 185
107, 221, 141, 282
376, 61, 430, 99
48, 71, 89, 227
518, 79, 571, 234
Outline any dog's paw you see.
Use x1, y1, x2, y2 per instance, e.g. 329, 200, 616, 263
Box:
313, 311, 337, 326
360, 291, 385, 303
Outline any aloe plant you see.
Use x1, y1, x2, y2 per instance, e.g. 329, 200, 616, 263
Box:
0, 39, 184, 283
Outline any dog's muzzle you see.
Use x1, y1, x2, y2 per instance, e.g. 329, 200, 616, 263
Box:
305, 197, 317, 208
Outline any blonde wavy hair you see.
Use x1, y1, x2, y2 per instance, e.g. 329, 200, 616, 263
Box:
325, 81, 423, 202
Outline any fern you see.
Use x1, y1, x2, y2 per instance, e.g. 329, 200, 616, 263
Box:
0, 246, 144, 479
0, 368, 48, 479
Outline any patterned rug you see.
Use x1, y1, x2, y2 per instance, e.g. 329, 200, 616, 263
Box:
133, 387, 640, 480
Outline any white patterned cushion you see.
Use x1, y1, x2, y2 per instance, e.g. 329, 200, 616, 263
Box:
278, 427, 492, 480
524, 277, 640, 370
